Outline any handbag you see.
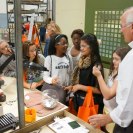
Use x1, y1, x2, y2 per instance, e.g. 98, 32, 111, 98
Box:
41, 82, 66, 104
77, 87, 98, 122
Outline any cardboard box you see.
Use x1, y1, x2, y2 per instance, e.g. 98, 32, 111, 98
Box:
13, 110, 104, 133
44, 110, 104, 133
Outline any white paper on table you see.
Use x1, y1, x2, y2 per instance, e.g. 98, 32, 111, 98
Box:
48, 117, 89, 133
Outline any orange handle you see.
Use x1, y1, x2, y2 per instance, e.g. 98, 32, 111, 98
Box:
83, 86, 95, 107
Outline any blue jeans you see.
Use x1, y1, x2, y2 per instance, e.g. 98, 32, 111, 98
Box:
44, 38, 50, 57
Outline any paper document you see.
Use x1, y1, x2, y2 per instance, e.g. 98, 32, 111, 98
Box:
48, 117, 89, 133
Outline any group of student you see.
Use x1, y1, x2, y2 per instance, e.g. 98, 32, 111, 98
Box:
1, 7, 133, 132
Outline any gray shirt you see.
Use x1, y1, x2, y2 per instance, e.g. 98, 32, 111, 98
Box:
0, 54, 16, 77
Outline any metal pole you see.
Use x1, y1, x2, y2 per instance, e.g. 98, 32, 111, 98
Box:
52, 0, 56, 21
14, 0, 25, 128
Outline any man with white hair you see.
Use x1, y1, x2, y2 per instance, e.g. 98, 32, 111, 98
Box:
0, 40, 16, 77
89, 7, 133, 133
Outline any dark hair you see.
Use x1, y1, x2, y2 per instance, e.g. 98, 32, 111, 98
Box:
22, 41, 39, 63
81, 33, 104, 89
48, 34, 68, 55
81, 33, 102, 64
71, 29, 84, 38
110, 46, 131, 79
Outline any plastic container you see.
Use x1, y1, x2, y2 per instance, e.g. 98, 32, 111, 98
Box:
42, 89, 59, 109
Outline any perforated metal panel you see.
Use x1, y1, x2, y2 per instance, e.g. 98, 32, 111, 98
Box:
94, 10, 123, 58
85, 0, 133, 68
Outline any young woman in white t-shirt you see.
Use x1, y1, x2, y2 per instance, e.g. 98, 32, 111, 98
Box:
43, 34, 73, 103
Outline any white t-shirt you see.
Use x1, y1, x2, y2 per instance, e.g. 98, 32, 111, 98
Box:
43, 55, 73, 86
103, 75, 118, 112
67, 46, 81, 69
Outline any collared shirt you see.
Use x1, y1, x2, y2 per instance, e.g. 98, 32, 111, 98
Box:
110, 41, 133, 127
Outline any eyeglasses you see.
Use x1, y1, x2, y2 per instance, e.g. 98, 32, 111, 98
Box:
80, 45, 90, 49
120, 23, 133, 29
57, 42, 68, 46
0, 45, 10, 51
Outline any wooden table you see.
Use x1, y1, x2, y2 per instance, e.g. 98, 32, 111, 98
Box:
1, 77, 103, 133
0, 77, 68, 132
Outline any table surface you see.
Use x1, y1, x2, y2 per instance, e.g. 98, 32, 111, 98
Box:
0, 77, 67, 133
1, 77, 67, 118
0, 77, 103, 133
